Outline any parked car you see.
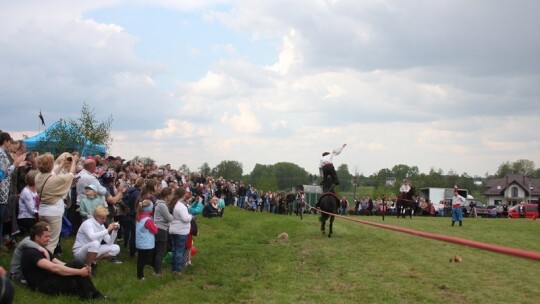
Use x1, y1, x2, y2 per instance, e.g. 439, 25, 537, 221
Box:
462, 202, 489, 217
507, 203, 539, 219
486, 205, 502, 218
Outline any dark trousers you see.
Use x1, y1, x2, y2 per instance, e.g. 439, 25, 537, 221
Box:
137, 248, 155, 279
322, 164, 339, 185
36, 260, 101, 299
125, 216, 136, 257
154, 229, 168, 274
17, 218, 37, 237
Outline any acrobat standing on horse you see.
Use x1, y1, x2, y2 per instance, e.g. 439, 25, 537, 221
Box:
316, 144, 346, 237
319, 143, 346, 192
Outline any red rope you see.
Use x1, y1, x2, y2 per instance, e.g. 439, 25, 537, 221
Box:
311, 207, 540, 261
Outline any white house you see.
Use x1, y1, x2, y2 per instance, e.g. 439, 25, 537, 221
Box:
483, 174, 540, 206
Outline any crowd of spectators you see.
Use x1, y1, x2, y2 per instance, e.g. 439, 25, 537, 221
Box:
0, 130, 263, 300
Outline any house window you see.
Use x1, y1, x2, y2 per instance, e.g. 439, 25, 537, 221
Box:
511, 187, 519, 198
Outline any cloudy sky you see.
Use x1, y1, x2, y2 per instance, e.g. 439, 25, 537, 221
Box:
1, 0, 539, 177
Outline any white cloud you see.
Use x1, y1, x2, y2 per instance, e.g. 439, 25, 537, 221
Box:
152, 119, 212, 139
1, 0, 539, 178
266, 29, 303, 75
221, 102, 262, 133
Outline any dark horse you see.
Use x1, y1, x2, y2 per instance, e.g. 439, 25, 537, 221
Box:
396, 187, 417, 219
317, 192, 339, 238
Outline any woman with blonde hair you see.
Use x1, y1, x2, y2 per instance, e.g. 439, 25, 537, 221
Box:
35, 152, 79, 253
53, 152, 74, 174
73, 205, 120, 274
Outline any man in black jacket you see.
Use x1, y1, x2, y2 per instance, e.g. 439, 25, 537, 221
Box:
123, 177, 143, 257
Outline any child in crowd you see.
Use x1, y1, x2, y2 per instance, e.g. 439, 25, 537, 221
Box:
17, 170, 39, 236
183, 217, 198, 267
79, 185, 104, 220
135, 199, 158, 280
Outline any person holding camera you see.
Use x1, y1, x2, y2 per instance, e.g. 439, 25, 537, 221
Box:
34, 153, 78, 253
72, 205, 121, 274
469, 200, 477, 218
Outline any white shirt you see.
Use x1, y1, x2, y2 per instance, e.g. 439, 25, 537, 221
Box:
73, 217, 117, 252
18, 187, 38, 219
452, 194, 466, 207
169, 201, 192, 235
399, 184, 411, 193
319, 146, 345, 168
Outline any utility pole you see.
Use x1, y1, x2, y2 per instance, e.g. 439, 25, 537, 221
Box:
353, 166, 359, 199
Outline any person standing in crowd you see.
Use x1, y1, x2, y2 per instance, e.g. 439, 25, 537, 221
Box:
135, 199, 157, 280
76, 158, 107, 209
451, 186, 465, 227
124, 176, 144, 257
35, 153, 78, 253
153, 187, 174, 276
79, 185, 105, 220
237, 182, 247, 209
17, 170, 39, 237
340, 196, 349, 215
366, 195, 374, 216
169, 188, 192, 274
319, 144, 346, 189
1, 132, 26, 247
72, 205, 121, 274
438, 200, 446, 217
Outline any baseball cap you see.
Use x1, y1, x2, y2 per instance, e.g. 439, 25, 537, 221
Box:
85, 185, 97, 192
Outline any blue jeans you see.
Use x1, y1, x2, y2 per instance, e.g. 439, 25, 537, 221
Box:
238, 196, 246, 208
170, 234, 188, 272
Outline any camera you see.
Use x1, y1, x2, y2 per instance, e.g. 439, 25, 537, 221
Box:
66, 156, 73, 162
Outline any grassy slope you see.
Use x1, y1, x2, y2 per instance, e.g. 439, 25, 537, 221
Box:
3, 208, 540, 304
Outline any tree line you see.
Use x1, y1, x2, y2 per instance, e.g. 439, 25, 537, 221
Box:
34, 104, 537, 200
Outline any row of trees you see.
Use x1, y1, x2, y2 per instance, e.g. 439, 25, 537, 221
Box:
33, 105, 537, 200
165, 159, 535, 200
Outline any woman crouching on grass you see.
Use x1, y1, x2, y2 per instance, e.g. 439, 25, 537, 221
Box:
169, 188, 192, 275
136, 199, 158, 280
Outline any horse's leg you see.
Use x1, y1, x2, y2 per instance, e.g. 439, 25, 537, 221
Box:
328, 215, 334, 238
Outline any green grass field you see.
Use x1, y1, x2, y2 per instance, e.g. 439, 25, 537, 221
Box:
2, 208, 539, 303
